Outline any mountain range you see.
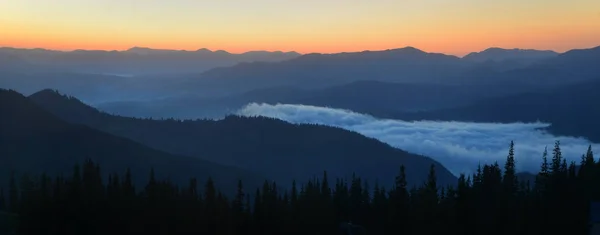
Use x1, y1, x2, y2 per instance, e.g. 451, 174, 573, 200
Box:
2, 45, 599, 191
181, 46, 600, 96
391, 79, 600, 142
97, 80, 495, 119
92, 45, 600, 145
5, 45, 598, 106
0, 47, 301, 76
2, 89, 457, 190
462, 47, 558, 64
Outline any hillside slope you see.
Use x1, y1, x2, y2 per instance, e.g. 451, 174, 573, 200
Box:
29, 89, 458, 187
0, 89, 265, 194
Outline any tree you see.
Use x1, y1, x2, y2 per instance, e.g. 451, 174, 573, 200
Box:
0, 188, 5, 211
503, 140, 518, 196
551, 140, 562, 175
233, 180, 245, 214
425, 164, 438, 198
8, 172, 18, 213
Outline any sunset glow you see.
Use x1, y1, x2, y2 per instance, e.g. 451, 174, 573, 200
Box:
1, 0, 599, 55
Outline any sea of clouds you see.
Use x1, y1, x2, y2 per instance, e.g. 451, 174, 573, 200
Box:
238, 103, 599, 176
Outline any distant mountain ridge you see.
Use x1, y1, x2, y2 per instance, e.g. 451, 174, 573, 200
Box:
463, 47, 558, 62
2, 45, 599, 109
0, 46, 301, 76
175, 46, 598, 97
92, 46, 600, 120
0, 46, 301, 57
95, 80, 497, 120
390, 78, 600, 142
182, 46, 467, 96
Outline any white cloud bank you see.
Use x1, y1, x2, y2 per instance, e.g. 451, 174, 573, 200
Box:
238, 103, 599, 176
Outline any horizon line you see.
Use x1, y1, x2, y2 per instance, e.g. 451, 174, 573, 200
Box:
2, 45, 598, 58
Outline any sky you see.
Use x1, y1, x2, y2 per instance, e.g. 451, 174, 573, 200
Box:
1, 0, 599, 56
238, 103, 599, 176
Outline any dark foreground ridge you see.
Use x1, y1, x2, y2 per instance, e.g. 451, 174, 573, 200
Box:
0, 141, 597, 235
0, 89, 266, 195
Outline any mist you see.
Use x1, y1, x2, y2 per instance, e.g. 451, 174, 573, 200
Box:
238, 103, 599, 175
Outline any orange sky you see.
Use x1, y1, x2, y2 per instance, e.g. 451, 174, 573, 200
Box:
1, 0, 599, 56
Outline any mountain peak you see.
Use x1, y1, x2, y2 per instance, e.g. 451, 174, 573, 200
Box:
398, 46, 425, 53
196, 48, 213, 53
29, 89, 64, 100
29, 89, 102, 119
0, 89, 69, 131
0, 88, 25, 99
481, 47, 556, 53
127, 46, 151, 51
463, 47, 558, 62
214, 50, 230, 54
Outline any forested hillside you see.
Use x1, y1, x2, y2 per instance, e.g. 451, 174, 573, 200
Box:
0, 89, 265, 195
1, 141, 595, 235
28, 89, 456, 187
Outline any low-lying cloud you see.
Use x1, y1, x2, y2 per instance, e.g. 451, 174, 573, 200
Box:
238, 103, 599, 176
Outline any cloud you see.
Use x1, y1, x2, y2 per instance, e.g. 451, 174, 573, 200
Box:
238, 103, 599, 176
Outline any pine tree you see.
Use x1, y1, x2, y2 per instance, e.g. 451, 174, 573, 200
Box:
540, 146, 549, 175
389, 165, 410, 233
586, 145, 594, 162
503, 140, 518, 196
0, 188, 6, 211
551, 140, 562, 174
473, 164, 483, 186
426, 164, 438, 198
536, 146, 550, 195
290, 180, 298, 206
321, 171, 331, 200
204, 177, 218, 235
8, 171, 18, 213
396, 165, 408, 191
233, 180, 245, 213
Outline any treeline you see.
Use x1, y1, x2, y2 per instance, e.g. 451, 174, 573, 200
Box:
0, 141, 597, 235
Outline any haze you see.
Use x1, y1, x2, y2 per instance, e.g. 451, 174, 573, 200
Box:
2, 0, 599, 55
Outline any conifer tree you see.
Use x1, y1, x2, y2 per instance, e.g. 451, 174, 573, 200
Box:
426, 164, 438, 198
551, 141, 562, 174
8, 172, 18, 213
233, 180, 245, 213
540, 146, 549, 175
0, 188, 6, 211
503, 140, 518, 196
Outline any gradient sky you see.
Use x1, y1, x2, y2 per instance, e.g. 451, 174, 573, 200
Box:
1, 0, 599, 56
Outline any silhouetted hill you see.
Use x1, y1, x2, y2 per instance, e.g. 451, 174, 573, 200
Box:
463, 48, 558, 63
29, 89, 458, 187
0, 89, 265, 195
460, 48, 558, 72
394, 79, 600, 142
